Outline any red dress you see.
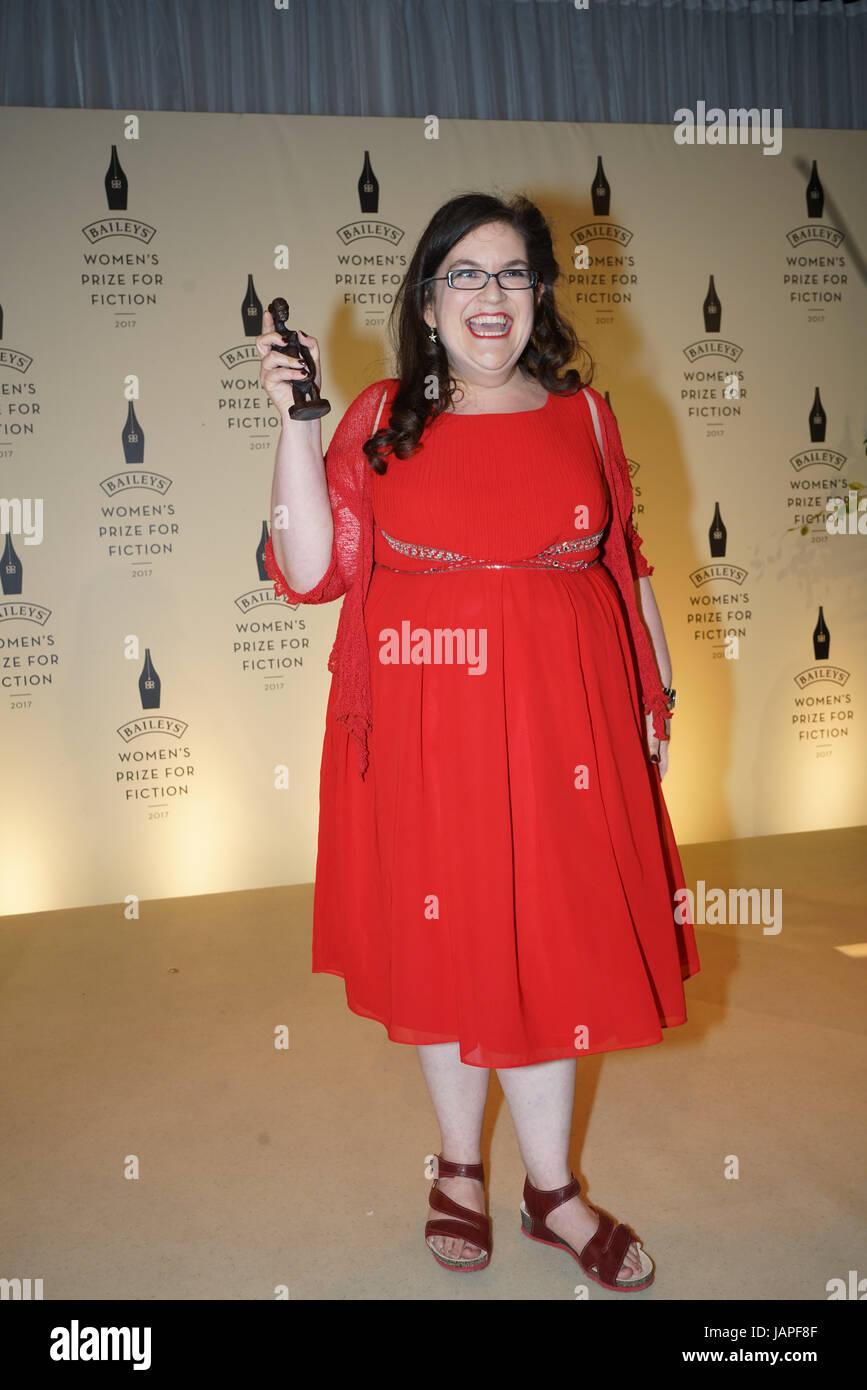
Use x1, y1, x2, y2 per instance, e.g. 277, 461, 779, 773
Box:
307, 386, 699, 1068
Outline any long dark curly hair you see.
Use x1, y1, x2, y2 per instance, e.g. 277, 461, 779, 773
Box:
362, 191, 594, 476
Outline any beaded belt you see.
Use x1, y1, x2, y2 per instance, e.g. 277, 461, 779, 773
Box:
376, 526, 605, 574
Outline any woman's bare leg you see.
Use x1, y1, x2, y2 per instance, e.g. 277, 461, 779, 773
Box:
416, 1042, 490, 1261
496, 1057, 643, 1278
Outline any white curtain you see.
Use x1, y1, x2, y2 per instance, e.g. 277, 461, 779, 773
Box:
0, 0, 863, 128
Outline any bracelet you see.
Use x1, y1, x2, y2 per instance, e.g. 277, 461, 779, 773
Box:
662, 685, 676, 711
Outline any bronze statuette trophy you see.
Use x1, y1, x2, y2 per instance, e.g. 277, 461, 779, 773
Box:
266, 297, 331, 420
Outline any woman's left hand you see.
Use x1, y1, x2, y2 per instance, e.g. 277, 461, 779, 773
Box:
646, 712, 671, 779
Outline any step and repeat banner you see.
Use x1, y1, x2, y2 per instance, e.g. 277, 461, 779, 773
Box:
0, 107, 864, 914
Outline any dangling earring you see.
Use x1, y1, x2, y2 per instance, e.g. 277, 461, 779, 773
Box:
428, 327, 437, 344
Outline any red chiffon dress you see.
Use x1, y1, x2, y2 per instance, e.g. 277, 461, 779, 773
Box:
294, 385, 699, 1068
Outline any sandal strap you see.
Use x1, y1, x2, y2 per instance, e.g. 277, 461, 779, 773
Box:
425, 1216, 490, 1252
433, 1154, 485, 1182
523, 1173, 582, 1222
580, 1210, 634, 1286
427, 1188, 491, 1250
522, 1173, 641, 1286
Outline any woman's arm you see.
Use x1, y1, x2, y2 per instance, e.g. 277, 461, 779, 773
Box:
590, 387, 675, 773
262, 381, 388, 607
268, 414, 335, 595
635, 575, 672, 690
257, 317, 355, 605
635, 574, 673, 776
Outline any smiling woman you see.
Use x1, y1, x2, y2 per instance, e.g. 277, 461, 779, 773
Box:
424, 225, 546, 408
263, 189, 697, 1288
364, 192, 592, 459
430, 233, 562, 413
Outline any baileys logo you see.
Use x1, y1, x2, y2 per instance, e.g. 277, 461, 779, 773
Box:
337, 151, 404, 246
116, 645, 189, 741
786, 160, 844, 250
683, 275, 743, 365
572, 156, 633, 248
689, 504, 749, 587
790, 387, 846, 474
568, 158, 637, 321
82, 143, 157, 245
0, 530, 52, 628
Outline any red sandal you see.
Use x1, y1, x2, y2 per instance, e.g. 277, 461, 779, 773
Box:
424, 1154, 491, 1272
520, 1174, 654, 1291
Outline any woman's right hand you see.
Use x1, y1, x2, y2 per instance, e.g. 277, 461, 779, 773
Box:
256, 309, 322, 415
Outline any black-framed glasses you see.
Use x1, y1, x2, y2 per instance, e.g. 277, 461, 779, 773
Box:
426, 268, 540, 291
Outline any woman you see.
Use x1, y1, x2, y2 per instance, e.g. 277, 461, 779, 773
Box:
258, 192, 700, 1293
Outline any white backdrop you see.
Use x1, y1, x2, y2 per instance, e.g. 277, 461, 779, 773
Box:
0, 107, 864, 914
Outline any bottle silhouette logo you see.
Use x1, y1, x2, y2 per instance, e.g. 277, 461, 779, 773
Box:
806, 161, 824, 219
105, 144, 128, 211
122, 402, 145, 464
139, 648, 161, 709
256, 521, 270, 581
0, 299, 4, 340
812, 607, 829, 661
1, 533, 23, 594
591, 156, 611, 216
358, 151, 379, 214
709, 503, 727, 558
809, 387, 826, 443
242, 274, 263, 337
702, 276, 721, 334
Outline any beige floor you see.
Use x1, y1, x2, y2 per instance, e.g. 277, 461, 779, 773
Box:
1, 826, 865, 1302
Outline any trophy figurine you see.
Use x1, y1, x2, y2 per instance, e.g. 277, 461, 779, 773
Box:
266, 297, 331, 420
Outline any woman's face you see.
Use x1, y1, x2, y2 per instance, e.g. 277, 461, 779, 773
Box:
422, 221, 544, 389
